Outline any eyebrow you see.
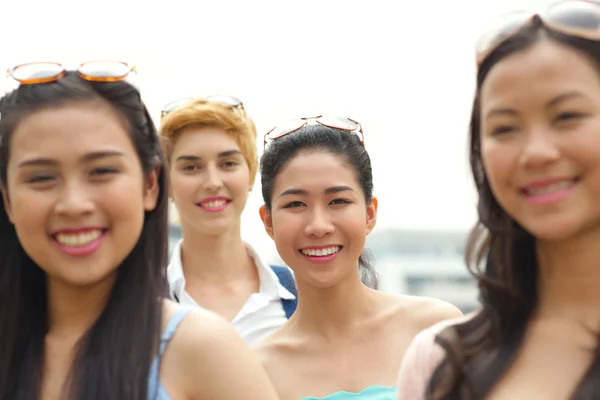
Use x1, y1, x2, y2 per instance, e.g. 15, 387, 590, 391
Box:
279, 185, 354, 198
546, 91, 587, 108
175, 149, 242, 162
485, 91, 588, 120
17, 150, 125, 168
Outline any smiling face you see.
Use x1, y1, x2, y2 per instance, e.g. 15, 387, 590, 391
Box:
169, 127, 251, 236
261, 150, 377, 288
480, 38, 600, 241
2, 102, 159, 288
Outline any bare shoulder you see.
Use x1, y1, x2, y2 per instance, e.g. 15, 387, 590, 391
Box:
160, 300, 279, 400
253, 324, 301, 372
384, 293, 464, 332
253, 326, 305, 400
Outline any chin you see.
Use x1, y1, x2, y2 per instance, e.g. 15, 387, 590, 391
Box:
523, 219, 590, 243
300, 268, 346, 289
51, 268, 118, 289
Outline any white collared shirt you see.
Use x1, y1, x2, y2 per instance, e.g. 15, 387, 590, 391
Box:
167, 239, 296, 346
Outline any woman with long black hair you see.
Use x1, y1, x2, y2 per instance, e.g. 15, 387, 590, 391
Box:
0, 62, 278, 400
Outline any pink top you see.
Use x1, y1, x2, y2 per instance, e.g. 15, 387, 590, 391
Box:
395, 314, 476, 400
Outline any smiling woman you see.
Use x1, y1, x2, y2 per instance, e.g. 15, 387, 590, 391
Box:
159, 97, 299, 346
254, 119, 463, 400
395, 2, 600, 399
0, 68, 278, 400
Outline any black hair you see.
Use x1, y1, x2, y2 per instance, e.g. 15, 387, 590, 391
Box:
260, 124, 379, 289
0, 71, 169, 400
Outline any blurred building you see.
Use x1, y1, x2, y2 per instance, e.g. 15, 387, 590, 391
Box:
367, 229, 479, 313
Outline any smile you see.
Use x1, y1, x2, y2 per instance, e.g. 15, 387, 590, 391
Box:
300, 246, 342, 257
54, 229, 104, 247
522, 178, 578, 196
196, 197, 231, 212
52, 228, 107, 257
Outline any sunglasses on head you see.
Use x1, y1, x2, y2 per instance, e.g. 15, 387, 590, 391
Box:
263, 115, 365, 150
160, 95, 245, 119
6, 60, 137, 86
476, 0, 600, 67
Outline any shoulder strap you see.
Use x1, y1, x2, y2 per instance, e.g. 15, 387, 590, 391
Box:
158, 306, 192, 357
270, 265, 298, 319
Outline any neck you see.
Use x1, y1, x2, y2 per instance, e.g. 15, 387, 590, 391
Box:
47, 273, 116, 339
179, 221, 254, 284
292, 268, 378, 339
536, 228, 600, 321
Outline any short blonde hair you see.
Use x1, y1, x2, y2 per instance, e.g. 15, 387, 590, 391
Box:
159, 98, 258, 186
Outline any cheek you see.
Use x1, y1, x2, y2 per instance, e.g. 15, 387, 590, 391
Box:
10, 190, 53, 238
482, 144, 516, 194
170, 173, 197, 199
227, 170, 251, 195
272, 213, 301, 247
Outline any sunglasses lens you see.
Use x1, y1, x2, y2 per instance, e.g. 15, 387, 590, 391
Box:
162, 98, 193, 115
11, 62, 64, 83
317, 116, 359, 131
547, 0, 600, 31
206, 95, 243, 107
266, 119, 307, 140
79, 61, 131, 79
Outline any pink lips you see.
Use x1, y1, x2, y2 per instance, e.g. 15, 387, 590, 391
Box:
196, 196, 231, 213
299, 245, 342, 264
521, 177, 578, 205
52, 228, 107, 257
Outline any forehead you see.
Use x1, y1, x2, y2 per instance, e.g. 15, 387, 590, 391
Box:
273, 151, 359, 194
9, 103, 133, 164
172, 127, 241, 155
481, 39, 600, 111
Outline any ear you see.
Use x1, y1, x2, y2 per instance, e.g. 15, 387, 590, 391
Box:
1, 189, 13, 224
143, 164, 161, 212
365, 196, 378, 235
259, 204, 275, 240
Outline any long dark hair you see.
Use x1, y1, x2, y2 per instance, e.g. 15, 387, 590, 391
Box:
426, 21, 600, 400
260, 124, 379, 289
0, 72, 169, 400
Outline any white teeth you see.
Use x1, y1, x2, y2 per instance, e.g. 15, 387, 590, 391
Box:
201, 199, 227, 209
525, 180, 575, 196
301, 246, 341, 257
55, 230, 102, 247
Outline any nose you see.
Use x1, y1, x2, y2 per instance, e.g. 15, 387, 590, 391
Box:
203, 164, 223, 192
54, 181, 95, 217
518, 127, 560, 169
304, 206, 335, 238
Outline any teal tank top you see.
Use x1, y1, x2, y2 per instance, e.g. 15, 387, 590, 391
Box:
301, 385, 396, 400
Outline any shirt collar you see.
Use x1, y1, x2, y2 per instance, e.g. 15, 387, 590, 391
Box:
166, 239, 296, 301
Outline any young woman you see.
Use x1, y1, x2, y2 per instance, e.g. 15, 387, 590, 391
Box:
396, 2, 600, 399
254, 117, 463, 400
159, 97, 297, 346
0, 63, 278, 400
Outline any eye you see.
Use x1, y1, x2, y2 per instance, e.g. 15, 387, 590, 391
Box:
27, 174, 55, 184
182, 164, 200, 172
330, 198, 351, 205
554, 112, 584, 122
283, 201, 305, 208
490, 125, 518, 136
222, 160, 239, 168
90, 167, 119, 176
